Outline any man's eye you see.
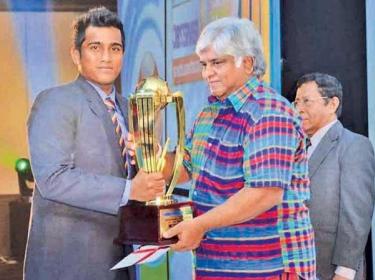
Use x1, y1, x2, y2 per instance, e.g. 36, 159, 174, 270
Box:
303, 99, 310, 103
90, 45, 99, 50
213, 60, 224, 65
112, 46, 122, 52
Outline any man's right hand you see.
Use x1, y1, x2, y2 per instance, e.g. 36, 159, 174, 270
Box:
129, 169, 165, 201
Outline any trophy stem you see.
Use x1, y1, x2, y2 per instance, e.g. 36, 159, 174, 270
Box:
146, 194, 175, 206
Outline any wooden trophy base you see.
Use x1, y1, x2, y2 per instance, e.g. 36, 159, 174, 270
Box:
115, 200, 193, 245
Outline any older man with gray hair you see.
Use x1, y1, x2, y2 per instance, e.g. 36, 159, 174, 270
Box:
162, 17, 316, 280
294, 73, 375, 280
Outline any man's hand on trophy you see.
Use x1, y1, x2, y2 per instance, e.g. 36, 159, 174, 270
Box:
129, 169, 165, 201
163, 219, 206, 251
126, 133, 136, 165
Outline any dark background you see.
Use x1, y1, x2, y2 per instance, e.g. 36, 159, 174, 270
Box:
281, 0, 368, 136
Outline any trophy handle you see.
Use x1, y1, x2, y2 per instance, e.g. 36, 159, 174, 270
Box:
128, 97, 141, 171
166, 92, 185, 195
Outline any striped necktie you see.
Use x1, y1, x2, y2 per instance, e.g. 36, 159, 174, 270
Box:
306, 138, 312, 150
306, 138, 312, 159
104, 97, 128, 170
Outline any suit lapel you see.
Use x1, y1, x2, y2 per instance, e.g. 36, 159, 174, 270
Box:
75, 76, 126, 177
308, 121, 342, 177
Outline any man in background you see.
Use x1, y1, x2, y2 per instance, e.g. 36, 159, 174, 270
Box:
25, 7, 164, 280
294, 72, 375, 280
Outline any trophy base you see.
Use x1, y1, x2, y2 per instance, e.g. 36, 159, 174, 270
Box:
115, 200, 193, 245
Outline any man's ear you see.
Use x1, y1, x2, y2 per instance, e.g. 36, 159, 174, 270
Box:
243, 56, 254, 75
70, 47, 81, 70
330, 96, 340, 113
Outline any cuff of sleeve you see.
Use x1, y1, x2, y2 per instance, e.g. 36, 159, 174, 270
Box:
335, 266, 356, 280
182, 149, 192, 174
246, 180, 287, 189
120, 179, 132, 206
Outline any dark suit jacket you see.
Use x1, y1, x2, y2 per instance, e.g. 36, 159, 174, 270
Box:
308, 121, 375, 280
25, 76, 135, 280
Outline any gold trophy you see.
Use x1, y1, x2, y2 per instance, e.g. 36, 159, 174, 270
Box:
116, 77, 193, 245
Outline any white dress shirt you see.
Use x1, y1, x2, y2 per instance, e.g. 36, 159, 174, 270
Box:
308, 120, 337, 159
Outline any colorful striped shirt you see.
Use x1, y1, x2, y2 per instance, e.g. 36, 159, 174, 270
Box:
183, 77, 316, 280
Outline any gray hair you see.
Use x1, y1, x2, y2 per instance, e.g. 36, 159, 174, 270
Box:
296, 72, 343, 117
195, 17, 266, 77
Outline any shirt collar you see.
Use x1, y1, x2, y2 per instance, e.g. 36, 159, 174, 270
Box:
310, 119, 338, 147
207, 76, 260, 112
86, 80, 116, 103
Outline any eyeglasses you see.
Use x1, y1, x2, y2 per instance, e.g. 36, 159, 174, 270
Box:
292, 97, 330, 108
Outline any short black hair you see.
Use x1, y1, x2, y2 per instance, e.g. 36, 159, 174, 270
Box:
296, 72, 343, 117
72, 6, 125, 52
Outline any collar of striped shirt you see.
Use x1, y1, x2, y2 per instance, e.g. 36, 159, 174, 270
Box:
86, 79, 116, 104
207, 75, 261, 112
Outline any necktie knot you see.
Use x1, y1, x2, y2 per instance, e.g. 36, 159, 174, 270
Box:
104, 97, 116, 112
306, 138, 312, 149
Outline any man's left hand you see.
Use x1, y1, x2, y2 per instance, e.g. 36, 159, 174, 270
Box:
163, 219, 206, 251
126, 133, 136, 165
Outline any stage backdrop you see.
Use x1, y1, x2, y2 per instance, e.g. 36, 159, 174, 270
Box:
0, 8, 79, 195
0, 1, 117, 195
118, 0, 281, 279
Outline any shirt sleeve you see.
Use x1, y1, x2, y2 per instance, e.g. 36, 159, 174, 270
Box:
243, 114, 299, 189
183, 112, 202, 175
120, 179, 132, 206
182, 128, 193, 174
335, 266, 356, 280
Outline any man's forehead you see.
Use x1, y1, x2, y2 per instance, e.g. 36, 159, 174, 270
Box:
198, 52, 232, 62
297, 81, 320, 96
83, 26, 122, 43
85, 40, 122, 46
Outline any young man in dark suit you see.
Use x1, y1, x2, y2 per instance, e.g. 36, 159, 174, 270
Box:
25, 7, 165, 280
